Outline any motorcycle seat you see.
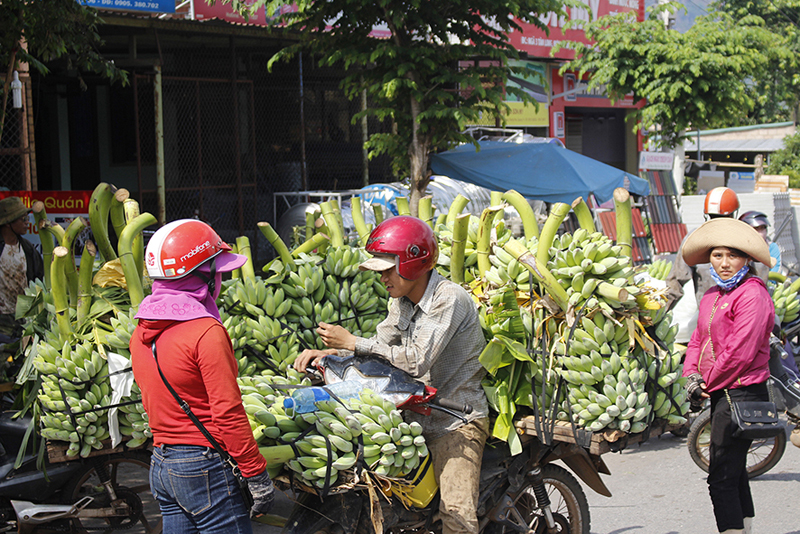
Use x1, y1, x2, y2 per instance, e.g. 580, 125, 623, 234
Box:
0, 411, 33, 455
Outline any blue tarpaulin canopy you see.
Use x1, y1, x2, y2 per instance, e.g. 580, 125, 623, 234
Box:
430, 141, 650, 204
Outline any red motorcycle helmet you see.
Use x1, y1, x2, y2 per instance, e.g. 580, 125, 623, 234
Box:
363, 216, 438, 280
704, 187, 739, 218
145, 219, 244, 280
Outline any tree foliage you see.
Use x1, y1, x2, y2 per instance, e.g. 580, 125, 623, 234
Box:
560, 4, 789, 148
767, 132, 800, 187
0, 0, 126, 143
713, 0, 800, 123
259, 0, 564, 213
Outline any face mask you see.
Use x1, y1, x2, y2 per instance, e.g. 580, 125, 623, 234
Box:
709, 264, 749, 291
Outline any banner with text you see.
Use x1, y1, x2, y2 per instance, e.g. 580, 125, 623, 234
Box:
0, 191, 92, 254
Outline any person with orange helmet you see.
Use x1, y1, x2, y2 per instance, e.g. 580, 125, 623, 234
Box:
294, 215, 489, 534
130, 219, 274, 533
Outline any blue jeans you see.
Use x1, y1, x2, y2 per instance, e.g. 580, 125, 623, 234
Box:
150, 445, 252, 534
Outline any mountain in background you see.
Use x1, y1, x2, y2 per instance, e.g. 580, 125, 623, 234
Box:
644, 0, 713, 32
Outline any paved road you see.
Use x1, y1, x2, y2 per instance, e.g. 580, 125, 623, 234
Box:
253, 429, 800, 534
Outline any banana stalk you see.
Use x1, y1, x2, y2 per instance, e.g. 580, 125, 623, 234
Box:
372, 204, 385, 225
305, 211, 317, 243
435, 213, 447, 227
396, 197, 410, 216
51, 246, 74, 339
77, 241, 97, 326
769, 272, 787, 283
536, 203, 571, 266
235, 236, 256, 282
120, 213, 157, 310
330, 199, 346, 240
613, 188, 633, 259
477, 206, 503, 275
230, 242, 241, 279
110, 188, 130, 243
123, 199, 144, 285
88, 182, 118, 262
31, 201, 52, 288
292, 233, 330, 256
571, 197, 596, 232
597, 282, 629, 303
61, 216, 86, 307
490, 191, 504, 224
504, 238, 568, 312
446, 194, 470, 228
39, 219, 65, 290
320, 202, 344, 247
349, 196, 370, 243
258, 222, 294, 265
419, 196, 434, 228
501, 190, 539, 240
450, 214, 470, 285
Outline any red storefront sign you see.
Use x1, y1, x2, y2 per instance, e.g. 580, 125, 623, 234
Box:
509, 0, 644, 60
0, 191, 92, 252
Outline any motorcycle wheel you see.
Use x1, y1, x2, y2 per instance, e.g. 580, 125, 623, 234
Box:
60, 451, 162, 534
500, 464, 590, 534
687, 408, 787, 478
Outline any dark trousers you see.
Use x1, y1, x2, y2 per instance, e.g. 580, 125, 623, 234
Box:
708, 383, 768, 532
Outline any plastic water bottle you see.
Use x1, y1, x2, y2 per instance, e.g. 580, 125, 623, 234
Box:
283, 380, 365, 413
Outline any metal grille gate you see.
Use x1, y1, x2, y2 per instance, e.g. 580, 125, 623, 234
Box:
0, 77, 36, 191
134, 73, 260, 255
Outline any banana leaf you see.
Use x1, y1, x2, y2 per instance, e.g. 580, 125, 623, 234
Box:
482, 379, 522, 455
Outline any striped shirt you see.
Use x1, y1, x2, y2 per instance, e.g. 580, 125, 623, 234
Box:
354, 271, 488, 440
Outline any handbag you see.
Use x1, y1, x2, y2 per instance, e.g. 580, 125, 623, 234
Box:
707, 294, 785, 441
151, 339, 254, 509
725, 389, 785, 440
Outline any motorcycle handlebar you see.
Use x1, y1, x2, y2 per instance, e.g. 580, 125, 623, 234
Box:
432, 398, 473, 415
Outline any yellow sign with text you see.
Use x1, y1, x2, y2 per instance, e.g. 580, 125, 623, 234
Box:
471, 101, 549, 127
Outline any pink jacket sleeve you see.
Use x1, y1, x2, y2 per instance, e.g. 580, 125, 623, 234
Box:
704, 284, 773, 391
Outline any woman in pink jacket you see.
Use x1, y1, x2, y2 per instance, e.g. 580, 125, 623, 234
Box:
682, 217, 774, 534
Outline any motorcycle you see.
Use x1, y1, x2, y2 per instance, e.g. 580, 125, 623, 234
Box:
0, 411, 161, 534
687, 332, 800, 477
280, 354, 610, 534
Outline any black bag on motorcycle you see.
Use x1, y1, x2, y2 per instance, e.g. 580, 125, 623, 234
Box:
726, 390, 785, 439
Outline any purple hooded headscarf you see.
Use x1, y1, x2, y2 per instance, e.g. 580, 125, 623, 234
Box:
135, 270, 223, 323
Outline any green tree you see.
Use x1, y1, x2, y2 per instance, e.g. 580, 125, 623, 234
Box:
767, 132, 800, 187
0, 0, 126, 144
713, 0, 800, 123
560, 4, 788, 149
260, 0, 564, 214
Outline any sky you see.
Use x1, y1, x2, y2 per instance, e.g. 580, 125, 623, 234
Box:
644, 0, 713, 32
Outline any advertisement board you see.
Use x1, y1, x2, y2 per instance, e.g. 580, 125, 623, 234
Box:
84, 0, 174, 14
0, 191, 92, 254
639, 151, 674, 171
508, 0, 644, 60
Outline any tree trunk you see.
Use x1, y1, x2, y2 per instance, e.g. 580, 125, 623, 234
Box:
407, 93, 430, 218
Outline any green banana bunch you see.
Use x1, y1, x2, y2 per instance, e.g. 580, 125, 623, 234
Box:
772, 280, 800, 324
646, 259, 673, 281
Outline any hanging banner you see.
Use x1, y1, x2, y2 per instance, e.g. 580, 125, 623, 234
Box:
508, 0, 644, 60
0, 191, 92, 254
85, 0, 175, 14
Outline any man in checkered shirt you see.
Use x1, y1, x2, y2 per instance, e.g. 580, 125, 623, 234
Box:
295, 216, 489, 534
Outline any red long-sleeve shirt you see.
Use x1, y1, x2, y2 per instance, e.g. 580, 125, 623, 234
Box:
130, 318, 266, 477
683, 276, 773, 393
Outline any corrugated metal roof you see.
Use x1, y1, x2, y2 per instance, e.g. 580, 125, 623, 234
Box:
684, 138, 786, 153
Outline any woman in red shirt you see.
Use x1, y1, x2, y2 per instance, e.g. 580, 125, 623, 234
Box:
130, 219, 273, 534
681, 218, 774, 534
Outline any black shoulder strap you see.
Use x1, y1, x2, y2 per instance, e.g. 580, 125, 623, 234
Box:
151, 337, 239, 472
